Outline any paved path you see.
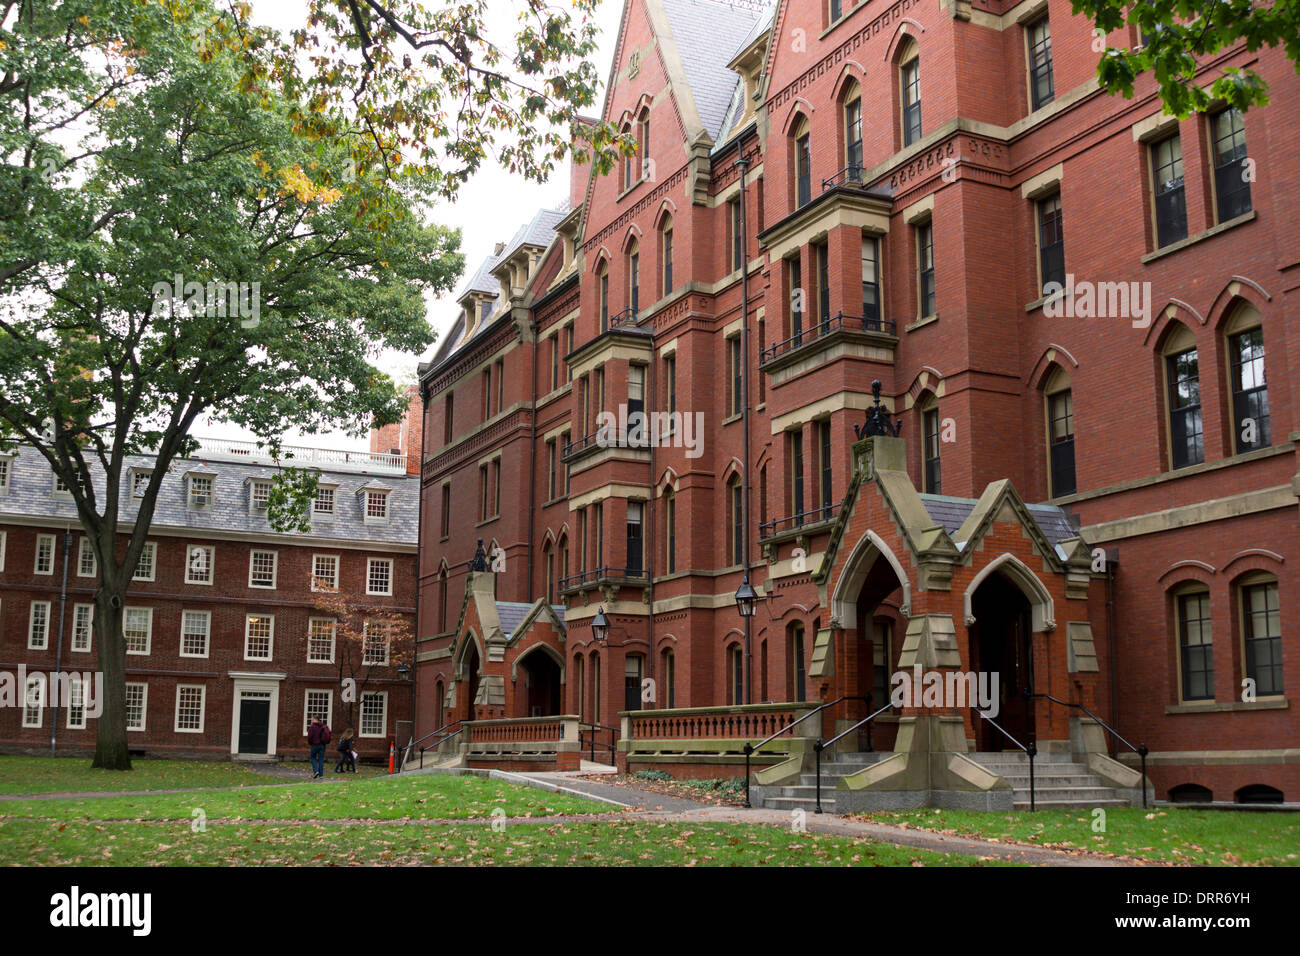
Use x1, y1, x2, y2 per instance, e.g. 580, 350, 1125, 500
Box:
519, 772, 712, 813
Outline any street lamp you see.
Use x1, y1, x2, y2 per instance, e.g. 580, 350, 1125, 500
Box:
734, 580, 758, 618
591, 606, 611, 643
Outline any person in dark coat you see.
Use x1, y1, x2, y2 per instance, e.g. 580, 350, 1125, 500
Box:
307, 717, 331, 778
334, 727, 356, 773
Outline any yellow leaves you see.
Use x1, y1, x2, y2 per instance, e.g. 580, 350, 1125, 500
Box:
78, 15, 91, 27
275, 164, 342, 205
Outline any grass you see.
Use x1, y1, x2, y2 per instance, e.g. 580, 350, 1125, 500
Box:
0, 771, 614, 823
0, 818, 1014, 866
855, 807, 1300, 866
0, 755, 269, 795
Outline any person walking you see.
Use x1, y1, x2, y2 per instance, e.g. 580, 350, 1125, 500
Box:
334, 727, 356, 773
307, 717, 331, 778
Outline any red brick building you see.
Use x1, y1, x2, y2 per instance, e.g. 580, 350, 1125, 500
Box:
416, 0, 1296, 807
0, 439, 418, 762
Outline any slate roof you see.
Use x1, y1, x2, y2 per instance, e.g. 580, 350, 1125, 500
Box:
0, 446, 418, 546
661, 0, 766, 140
495, 600, 567, 638
918, 494, 1079, 550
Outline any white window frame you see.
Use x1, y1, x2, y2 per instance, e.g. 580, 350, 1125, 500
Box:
359, 691, 388, 738
34, 533, 55, 575
174, 684, 206, 733
311, 554, 339, 591
307, 618, 337, 664
66, 676, 88, 729
249, 549, 278, 589
130, 470, 152, 499
0, 456, 10, 495
28, 600, 51, 650
185, 544, 214, 585
52, 471, 72, 498
363, 618, 391, 666
22, 676, 44, 728
364, 489, 390, 523
180, 609, 211, 659
71, 603, 94, 653
125, 682, 148, 732
0, 530, 6, 572
313, 484, 337, 517
77, 537, 96, 578
132, 540, 157, 582
303, 689, 333, 735
124, 606, 153, 656
244, 614, 275, 662
187, 474, 214, 511
249, 478, 271, 514
366, 557, 394, 596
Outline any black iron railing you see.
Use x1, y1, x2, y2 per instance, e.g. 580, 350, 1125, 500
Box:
761, 312, 897, 365
410, 719, 463, 771
759, 502, 841, 540
1031, 692, 1149, 808
811, 694, 890, 813
741, 695, 868, 808
821, 163, 868, 191
607, 306, 639, 329
973, 706, 1037, 811
579, 721, 620, 764
558, 566, 649, 591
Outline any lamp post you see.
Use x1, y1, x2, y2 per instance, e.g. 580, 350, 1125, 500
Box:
591, 606, 611, 644
397, 662, 415, 771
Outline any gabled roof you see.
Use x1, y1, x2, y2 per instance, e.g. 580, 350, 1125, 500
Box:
660, 0, 766, 140
459, 253, 502, 298
920, 491, 1079, 554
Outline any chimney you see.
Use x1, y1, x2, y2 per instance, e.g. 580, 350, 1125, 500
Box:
569, 116, 597, 210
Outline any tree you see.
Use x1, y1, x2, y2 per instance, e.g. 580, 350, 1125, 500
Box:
1072, 0, 1300, 116
0, 0, 464, 768
304, 577, 414, 736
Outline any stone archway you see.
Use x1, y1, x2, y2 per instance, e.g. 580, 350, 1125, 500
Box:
513, 643, 565, 717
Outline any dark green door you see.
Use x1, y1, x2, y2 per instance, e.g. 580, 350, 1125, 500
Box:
238, 699, 270, 754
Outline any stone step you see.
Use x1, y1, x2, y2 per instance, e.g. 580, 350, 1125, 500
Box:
1009, 786, 1126, 802
1015, 798, 1130, 810
763, 795, 836, 812
1000, 774, 1105, 789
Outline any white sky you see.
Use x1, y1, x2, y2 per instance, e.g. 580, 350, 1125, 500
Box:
197, 0, 626, 451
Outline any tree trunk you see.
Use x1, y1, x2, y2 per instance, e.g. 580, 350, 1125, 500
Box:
91, 591, 131, 770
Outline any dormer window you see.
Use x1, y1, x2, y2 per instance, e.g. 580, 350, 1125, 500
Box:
0, 456, 10, 494
188, 474, 214, 511
313, 484, 336, 517
53, 470, 86, 499
249, 479, 271, 514
130, 470, 152, 499
362, 488, 390, 522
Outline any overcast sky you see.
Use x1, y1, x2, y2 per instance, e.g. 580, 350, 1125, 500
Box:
196, 0, 627, 451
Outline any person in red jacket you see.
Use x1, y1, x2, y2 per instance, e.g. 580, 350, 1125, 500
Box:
307, 717, 331, 778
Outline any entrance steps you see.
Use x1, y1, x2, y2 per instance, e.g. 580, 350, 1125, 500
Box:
758, 752, 890, 813
969, 752, 1133, 809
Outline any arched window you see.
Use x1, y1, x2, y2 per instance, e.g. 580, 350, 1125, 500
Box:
1223, 303, 1269, 453
791, 115, 811, 208
1043, 366, 1075, 497
663, 488, 676, 574
597, 260, 610, 331
557, 535, 569, 595
591, 651, 602, 723
624, 653, 644, 711
787, 622, 806, 702
727, 475, 743, 566
437, 566, 449, 633
575, 655, 586, 719
918, 394, 941, 494
727, 644, 744, 704
661, 648, 675, 708
1171, 581, 1213, 702
1161, 323, 1203, 469
627, 238, 640, 316
638, 108, 650, 180
843, 80, 863, 178
899, 42, 921, 147
1238, 572, 1282, 697
543, 541, 555, 604
660, 214, 674, 295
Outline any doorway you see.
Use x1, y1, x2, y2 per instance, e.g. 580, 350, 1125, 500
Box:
461, 640, 481, 723
521, 651, 563, 717
969, 572, 1035, 750
237, 696, 271, 755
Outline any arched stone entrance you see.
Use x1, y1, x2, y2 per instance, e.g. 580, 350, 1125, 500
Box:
515, 646, 564, 717
967, 571, 1034, 749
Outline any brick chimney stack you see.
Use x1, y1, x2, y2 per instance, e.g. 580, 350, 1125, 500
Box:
369, 383, 424, 474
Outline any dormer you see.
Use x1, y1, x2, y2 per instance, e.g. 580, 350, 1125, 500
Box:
552, 204, 584, 284
490, 242, 546, 300
183, 465, 218, 511
727, 25, 771, 130
357, 478, 393, 524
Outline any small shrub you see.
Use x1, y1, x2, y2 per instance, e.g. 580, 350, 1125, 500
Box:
632, 769, 672, 782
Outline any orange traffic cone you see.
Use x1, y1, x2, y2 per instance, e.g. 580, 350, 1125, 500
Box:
388, 739, 395, 774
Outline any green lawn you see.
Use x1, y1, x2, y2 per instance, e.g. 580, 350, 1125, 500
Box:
855, 807, 1300, 866
0, 772, 616, 823
0, 818, 1013, 866
0, 756, 269, 795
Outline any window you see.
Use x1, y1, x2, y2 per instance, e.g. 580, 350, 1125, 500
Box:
901, 50, 922, 147
665, 355, 677, 419
125, 683, 147, 732
444, 392, 455, 444
1151, 135, 1187, 248
544, 543, 555, 603
728, 477, 743, 565
829, 0, 842, 23
729, 198, 743, 271
493, 459, 502, 515
182, 544, 213, 585
35, 533, 54, 574
78, 537, 96, 578
871, 621, 892, 708
789, 256, 803, 344
249, 479, 271, 513
861, 236, 880, 327
124, 607, 152, 655
728, 645, 744, 705
1228, 324, 1269, 453
180, 610, 210, 658
1210, 108, 1251, 222
1166, 342, 1203, 469
360, 692, 388, 737
312, 554, 338, 591
1177, 591, 1214, 700
479, 463, 490, 521
818, 419, 833, 519
313, 485, 335, 516
188, 474, 213, 510
624, 654, 644, 712
546, 439, 557, 500
131, 470, 151, 498
1046, 381, 1076, 497
304, 690, 332, 735
0, 457, 9, 493
66, 677, 87, 729
71, 604, 93, 652
0, 529, 5, 571
664, 649, 676, 708
795, 131, 811, 207
440, 484, 451, 538
133, 541, 156, 581
244, 615, 274, 661
365, 490, 389, 521
363, 619, 391, 666
28, 601, 50, 649
1026, 17, 1054, 110
367, 557, 393, 596
662, 219, 674, 294
1037, 194, 1065, 294
308, 618, 336, 663
790, 430, 805, 519
728, 336, 742, 417
1242, 580, 1282, 697
845, 94, 863, 177
23, 676, 44, 728
664, 489, 676, 574
175, 685, 205, 733
923, 405, 942, 494
789, 623, 806, 702
592, 652, 602, 723
599, 261, 609, 331
917, 222, 935, 317
482, 366, 493, 421
626, 501, 643, 574
595, 504, 603, 567
249, 549, 278, 588
629, 364, 646, 432
628, 241, 640, 316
